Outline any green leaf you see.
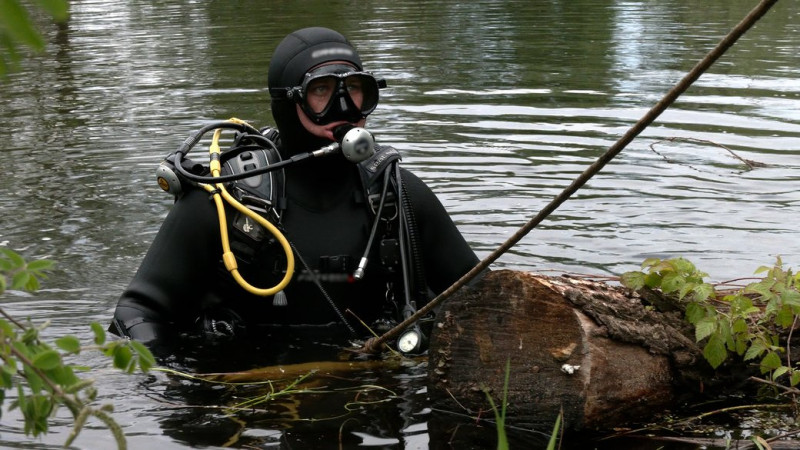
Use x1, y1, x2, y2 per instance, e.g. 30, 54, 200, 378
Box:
695, 317, 716, 342
90, 322, 106, 345
55, 336, 81, 354
25, 260, 53, 271
782, 289, 800, 308
732, 318, 749, 334
673, 258, 696, 275
24, 274, 40, 292
112, 345, 133, 372
776, 306, 795, 328
0, 318, 15, 336
0, 249, 25, 269
661, 272, 684, 294
0, 0, 45, 51
651, 261, 674, 273
731, 295, 755, 314
0, 367, 14, 388
641, 258, 661, 269
11, 271, 31, 290
34, 0, 69, 21
772, 365, 790, 380
14, 384, 26, 411
23, 364, 44, 393
685, 302, 705, 324
129, 340, 155, 372
746, 280, 774, 299
719, 321, 735, 351
791, 371, 800, 387
760, 351, 782, 374
735, 336, 747, 355
31, 350, 61, 371
20, 326, 39, 345
678, 282, 695, 301
45, 364, 78, 387
692, 283, 714, 302
64, 378, 94, 394
620, 271, 645, 290
644, 272, 662, 289
29, 394, 52, 435
754, 265, 771, 275
703, 335, 727, 369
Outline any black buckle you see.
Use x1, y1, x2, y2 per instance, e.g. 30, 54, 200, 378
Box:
368, 192, 398, 220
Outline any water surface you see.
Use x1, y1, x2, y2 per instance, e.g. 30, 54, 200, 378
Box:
0, 0, 798, 448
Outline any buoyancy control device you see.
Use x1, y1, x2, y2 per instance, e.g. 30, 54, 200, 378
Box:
155, 118, 428, 352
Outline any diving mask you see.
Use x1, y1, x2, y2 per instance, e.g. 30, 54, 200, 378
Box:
271, 64, 386, 125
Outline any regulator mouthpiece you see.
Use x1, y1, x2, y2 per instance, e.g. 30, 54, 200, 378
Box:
313, 126, 376, 163
339, 127, 375, 163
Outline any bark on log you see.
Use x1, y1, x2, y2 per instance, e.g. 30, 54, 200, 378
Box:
427, 269, 718, 431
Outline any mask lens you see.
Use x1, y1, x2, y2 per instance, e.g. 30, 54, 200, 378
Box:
304, 76, 338, 114
344, 74, 379, 114
299, 70, 383, 124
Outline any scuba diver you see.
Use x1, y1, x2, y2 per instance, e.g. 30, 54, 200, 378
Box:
109, 27, 480, 357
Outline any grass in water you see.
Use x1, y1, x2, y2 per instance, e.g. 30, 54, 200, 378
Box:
483, 358, 563, 450
483, 358, 510, 450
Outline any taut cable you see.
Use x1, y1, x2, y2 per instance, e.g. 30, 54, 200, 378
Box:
361, 0, 780, 354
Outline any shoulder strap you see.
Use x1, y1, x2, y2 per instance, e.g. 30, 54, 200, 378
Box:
358, 144, 401, 203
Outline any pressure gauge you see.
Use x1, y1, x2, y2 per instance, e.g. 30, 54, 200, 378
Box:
397, 328, 422, 354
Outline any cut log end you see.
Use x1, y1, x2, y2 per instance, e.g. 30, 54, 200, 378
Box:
428, 269, 676, 430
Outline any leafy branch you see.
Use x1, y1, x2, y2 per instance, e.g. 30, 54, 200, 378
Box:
0, 248, 154, 449
0, 0, 69, 77
621, 256, 800, 387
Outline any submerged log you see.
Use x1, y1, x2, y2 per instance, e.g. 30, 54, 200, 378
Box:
196, 357, 419, 384
427, 269, 721, 431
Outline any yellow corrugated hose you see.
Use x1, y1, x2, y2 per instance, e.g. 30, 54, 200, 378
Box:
200, 119, 295, 296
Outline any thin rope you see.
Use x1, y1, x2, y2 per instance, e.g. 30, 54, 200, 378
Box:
361, 0, 780, 354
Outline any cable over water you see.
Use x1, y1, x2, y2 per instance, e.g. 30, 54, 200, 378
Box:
361, 0, 781, 354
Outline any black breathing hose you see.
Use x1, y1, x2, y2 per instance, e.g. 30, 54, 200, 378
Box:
399, 171, 427, 304
393, 164, 413, 310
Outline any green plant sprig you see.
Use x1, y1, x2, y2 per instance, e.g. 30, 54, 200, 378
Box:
621, 256, 800, 387
482, 357, 511, 450
1, 248, 154, 449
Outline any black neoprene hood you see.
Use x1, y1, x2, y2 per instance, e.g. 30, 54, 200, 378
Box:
268, 27, 363, 90
268, 27, 366, 154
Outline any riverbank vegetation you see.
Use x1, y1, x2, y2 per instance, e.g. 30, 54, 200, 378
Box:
621, 256, 800, 389
0, 248, 153, 449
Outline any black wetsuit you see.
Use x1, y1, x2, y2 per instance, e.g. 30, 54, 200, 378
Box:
111, 26, 481, 350
110, 154, 479, 345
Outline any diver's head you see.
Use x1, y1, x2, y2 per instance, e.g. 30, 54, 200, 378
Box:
268, 27, 384, 154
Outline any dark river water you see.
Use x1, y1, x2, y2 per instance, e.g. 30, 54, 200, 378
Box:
0, 0, 798, 448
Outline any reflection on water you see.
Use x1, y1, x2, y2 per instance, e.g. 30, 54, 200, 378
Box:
0, 0, 798, 448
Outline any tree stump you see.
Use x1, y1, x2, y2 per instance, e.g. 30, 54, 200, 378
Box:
428, 269, 711, 431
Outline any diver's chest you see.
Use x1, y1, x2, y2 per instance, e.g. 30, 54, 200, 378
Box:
280, 199, 372, 258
